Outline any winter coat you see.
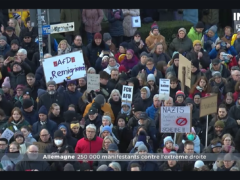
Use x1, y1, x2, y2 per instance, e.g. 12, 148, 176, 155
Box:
187, 26, 203, 42
233, 38, 240, 54
149, 52, 170, 67
20, 41, 39, 60
133, 97, 153, 113
146, 32, 167, 51
144, 68, 163, 86
122, 9, 140, 37
108, 9, 124, 37
146, 104, 159, 121
103, 63, 120, 75
21, 108, 38, 125
205, 63, 230, 80
44, 137, 68, 154
186, 49, 210, 69
82, 9, 104, 33
127, 161, 159, 171
3, 119, 30, 133
131, 62, 146, 77
201, 31, 220, 52
4, 49, 18, 59
0, 44, 10, 57
225, 77, 237, 93
209, 77, 228, 96
1, 154, 23, 171
107, 78, 119, 94
78, 91, 96, 115
121, 56, 139, 71
19, 27, 38, 44
48, 113, 65, 126
169, 35, 193, 56
209, 46, 237, 59
2, 32, 20, 45
108, 99, 121, 123
26, 80, 41, 101
229, 105, 240, 127
84, 114, 102, 133
159, 161, 182, 171
0, 98, 14, 116
60, 9, 81, 35
33, 137, 52, 153
177, 135, 203, 153
128, 39, 149, 59
166, 64, 178, 78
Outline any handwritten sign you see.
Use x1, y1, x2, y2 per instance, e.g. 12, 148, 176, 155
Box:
50, 22, 75, 34
33, 142, 50, 153
87, 74, 100, 93
0, 128, 14, 141
178, 54, 191, 88
160, 106, 191, 133
122, 85, 133, 103
159, 79, 170, 100
199, 95, 218, 117
42, 51, 86, 84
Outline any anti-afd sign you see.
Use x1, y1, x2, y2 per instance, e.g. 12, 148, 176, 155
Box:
42, 51, 86, 84
160, 106, 191, 133
122, 85, 133, 103
199, 95, 218, 117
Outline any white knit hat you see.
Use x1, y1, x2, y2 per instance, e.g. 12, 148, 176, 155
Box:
194, 160, 204, 168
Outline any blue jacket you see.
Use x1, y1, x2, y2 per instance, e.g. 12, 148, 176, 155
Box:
209, 46, 237, 59
32, 118, 58, 139
183, 9, 198, 26
35, 66, 44, 81
146, 104, 158, 120
21, 108, 38, 125
35, 37, 58, 52
0, 44, 10, 56
108, 9, 124, 37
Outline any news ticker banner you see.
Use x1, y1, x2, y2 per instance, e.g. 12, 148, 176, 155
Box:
2, 153, 240, 161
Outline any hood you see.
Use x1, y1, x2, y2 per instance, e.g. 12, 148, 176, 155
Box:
58, 122, 72, 138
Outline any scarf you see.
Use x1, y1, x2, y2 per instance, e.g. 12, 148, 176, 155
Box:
11, 120, 22, 126
146, 66, 156, 75
58, 47, 71, 55
182, 135, 201, 153
225, 34, 232, 40
196, 86, 203, 92
121, 107, 131, 115
163, 147, 172, 154
40, 121, 46, 125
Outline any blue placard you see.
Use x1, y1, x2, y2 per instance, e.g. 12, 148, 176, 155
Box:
42, 25, 51, 35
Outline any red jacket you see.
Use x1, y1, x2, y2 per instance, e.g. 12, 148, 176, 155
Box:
233, 91, 240, 102
75, 134, 103, 168
189, 89, 208, 99
228, 56, 238, 70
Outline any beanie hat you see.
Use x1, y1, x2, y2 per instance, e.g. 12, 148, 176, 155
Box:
2, 77, 11, 89
193, 40, 202, 47
126, 49, 134, 56
54, 129, 64, 139
23, 88, 31, 96
140, 51, 149, 58
164, 136, 174, 145
133, 31, 141, 37
119, 72, 128, 81
175, 90, 185, 98
59, 124, 67, 132
194, 160, 204, 168
101, 125, 112, 134
137, 131, 147, 144
147, 74, 155, 82
22, 99, 33, 109
64, 163, 74, 171
118, 65, 127, 73
94, 94, 105, 106
209, 25, 217, 34
67, 80, 76, 86
151, 21, 159, 32
14, 131, 24, 140
116, 113, 127, 123
24, 32, 32, 38
212, 71, 221, 78
185, 97, 194, 105
94, 33, 102, 40
172, 52, 179, 60
103, 33, 112, 42
214, 120, 225, 128
97, 164, 108, 171
178, 28, 186, 34
38, 105, 48, 115
0, 36, 7, 42
119, 42, 128, 49
15, 84, 25, 91
137, 144, 148, 152
11, 39, 19, 46
191, 59, 199, 69
195, 21, 204, 29
121, 102, 131, 108
133, 103, 144, 112
46, 80, 56, 87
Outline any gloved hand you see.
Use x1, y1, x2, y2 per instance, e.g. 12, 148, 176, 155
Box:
99, 51, 104, 58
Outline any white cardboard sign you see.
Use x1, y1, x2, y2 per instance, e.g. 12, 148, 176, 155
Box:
159, 79, 170, 100
1, 128, 14, 141
122, 85, 133, 103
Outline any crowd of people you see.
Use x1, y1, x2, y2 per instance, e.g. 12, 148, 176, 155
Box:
0, 9, 239, 171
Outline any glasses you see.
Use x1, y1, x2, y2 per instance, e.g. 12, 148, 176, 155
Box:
40, 134, 49, 137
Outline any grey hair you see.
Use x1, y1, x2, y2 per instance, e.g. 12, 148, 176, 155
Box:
153, 94, 159, 100
18, 48, 27, 55
86, 124, 96, 131
87, 67, 96, 73
165, 72, 175, 79
108, 89, 121, 102
109, 162, 121, 171
44, 53, 52, 58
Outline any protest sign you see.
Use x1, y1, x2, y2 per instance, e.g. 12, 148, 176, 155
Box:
42, 51, 86, 84
50, 22, 75, 34
199, 95, 218, 117
160, 106, 191, 133
178, 54, 191, 88
159, 79, 170, 100
87, 74, 100, 93
1, 128, 14, 141
122, 85, 133, 103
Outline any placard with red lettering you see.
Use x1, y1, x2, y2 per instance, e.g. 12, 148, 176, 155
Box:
42, 51, 86, 84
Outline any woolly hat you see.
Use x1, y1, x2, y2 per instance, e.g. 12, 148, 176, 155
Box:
101, 125, 112, 134
38, 105, 48, 115
64, 163, 74, 171
15, 84, 25, 91
175, 90, 185, 98
14, 131, 24, 140
147, 74, 155, 82
2, 77, 11, 89
67, 80, 76, 86
119, 72, 128, 81
195, 21, 204, 29
214, 120, 225, 128
11, 39, 19, 46
172, 52, 179, 60
97, 164, 108, 171
22, 99, 33, 109
103, 33, 112, 42
137, 131, 147, 144
23, 88, 31, 96
185, 97, 194, 105
141, 86, 151, 99
178, 28, 186, 34
118, 65, 127, 73
191, 59, 199, 69
6, 26, 15, 31
59, 124, 67, 132
116, 113, 127, 123
209, 25, 217, 34
108, 143, 118, 151
119, 42, 128, 49
24, 32, 32, 38
194, 160, 204, 168
94, 94, 105, 106
133, 31, 141, 37
140, 51, 149, 58
151, 21, 159, 32
132, 103, 144, 112
193, 40, 202, 47
126, 49, 134, 56
121, 102, 131, 108
46, 80, 56, 87
164, 136, 174, 145
94, 33, 102, 40
54, 129, 64, 139
212, 71, 221, 78
137, 144, 148, 152
0, 36, 7, 42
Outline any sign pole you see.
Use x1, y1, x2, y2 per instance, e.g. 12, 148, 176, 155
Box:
46, 9, 52, 54
205, 115, 209, 148
37, 9, 44, 66
181, 67, 185, 92
173, 133, 176, 146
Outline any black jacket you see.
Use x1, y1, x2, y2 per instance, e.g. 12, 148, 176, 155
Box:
229, 105, 240, 128
20, 40, 39, 60
109, 99, 121, 124
131, 62, 146, 78
4, 49, 18, 59
107, 78, 119, 95
71, 43, 90, 69
26, 80, 41, 101
186, 49, 210, 69
2, 32, 20, 45
159, 161, 182, 171
0, 98, 14, 116
128, 39, 149, 59
133, 97, 153, 112
149, 52, 170, 67
48, 112, 65, 125
19, 27, 38, 44
225, 77, 237, 93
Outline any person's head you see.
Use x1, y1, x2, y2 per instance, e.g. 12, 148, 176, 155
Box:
10, 107, 22, 122
121, 102, 131, 114
172, 52, 179, 67
87, 67, 96, 74
99, 71, 109, 85
225, 92, 233, 104
12, 62, 22, 72
126, 49, 134, 60
193, 93, 201, 104
224, 26, 232, 36
190, 77, 210, 95
70, 121, 80, 134
17, 48, 27, 61
110, 89, 121, 102
26, 73, 36, 86
21, 126, 31, 138
103, 33, 112, 46
23, 32, 32, 43
39, 129, 50, 143
22, 98, 33, 113
139, 52, 148, 65
9, 141, 20, 153
185, 97, 194, 110
194, 160, 205, 170
168, 151, 177, 167
59, 40, 69, 50
0, 36, 7, 47
14, 131, 25, 144
73, 35, 82, 46
153, 43, 164, 54
147, 74, 155, 86
102, 113, 111, 126
15, 84, 24, 97
164, 136, 174, 149
27, 145, 39, 160
175, 90, 185, 103
193, 40, 202, 52
212, 59, 221, 71
59, 124, 68, 137
137, 144, 148, 154
86, 124, 96, 140
110, 68, 119, 81
153, 94, 161, 107
164, 97, 173, 106
38, 106, 48, 122
100, 125, 112, 139
67, 80, 77, 92
214, 120, 225, 136
46, 80, 56, 94
103, 136, 114, 150
184, 140, 194, 153
119, 42, 128, 54
137, 72, 147, 87
0, 138, 8, 151
132, 105, 143, 119
218, 104, 227, 118
231, 70, 240, 82
5, 26, 14, 36
130, 163, 141, 171
222, 133, 233, 146
133, 31, 141, 42
54, 129, 64, 147
178, 28, 186, 39
117, 114, 127, 128
68, 104, 75, 111
195, 21, 204, 33
49, 103, 60, 116
207, 25, 217, 37
94, 33, 102, 46
140, 87, 150, 100
88, 106, 98, 120
108, 56, 117, 67
138, 112, 148, 125
108, 162, 121, 171
146, 57, 155, 70
2, 77, 10, 92
78, 77, 87, 87
169, 76, 178, 89
8, 18, 17, 28
212, 71, 222, 84
107, 143, 119, 154
10, 39, 19, 51
223, 153, 235, 169
210, 138, 222, 153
